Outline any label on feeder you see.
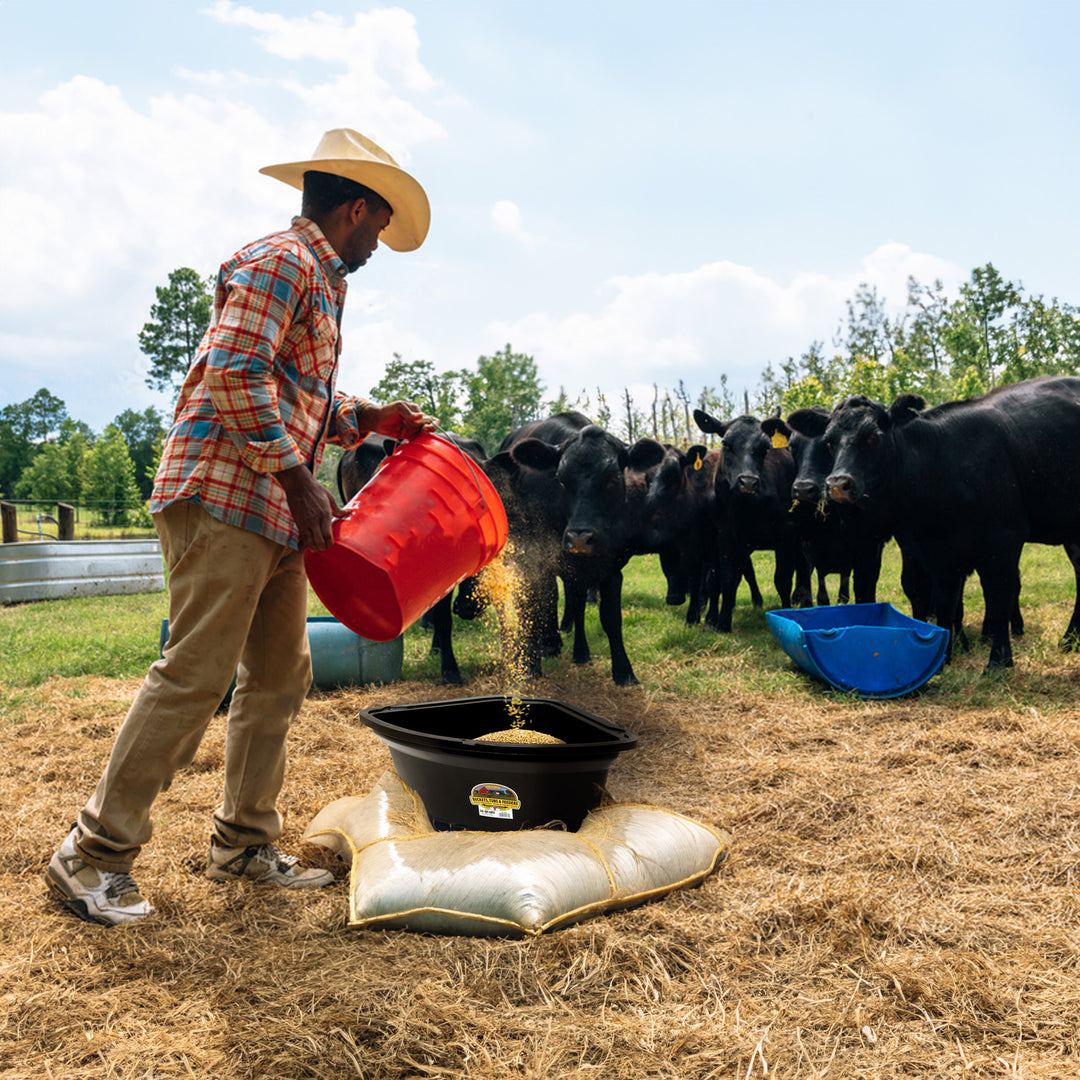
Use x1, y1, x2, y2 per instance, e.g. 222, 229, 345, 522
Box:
470, 782, 521, 820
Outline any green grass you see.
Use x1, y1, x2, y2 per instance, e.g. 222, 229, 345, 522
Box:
2, 541, 1078, 723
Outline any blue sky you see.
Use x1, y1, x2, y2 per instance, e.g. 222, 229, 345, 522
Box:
2, 0, 1078, 434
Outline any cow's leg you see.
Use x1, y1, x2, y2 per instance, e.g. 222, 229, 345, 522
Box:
928, 571, 967, 662
1060, 541, 1080, 651
816, 570, 830, 606
902, 556, 933, 622
597, 569, 637, 686
790, 541, 813, 608
539, 574, 563, 657
685, 552, 706, 625
711, 552, 741, 632
977, 556, 1021, 669
852, 542, 882, 604
563, 578, 591, 665
836, 567, 851, 604
743, 555, 763, 608
772, 546, 795, 609
427, 593, 462, 685
508, 572, 548, 680
660, 543, 687, 606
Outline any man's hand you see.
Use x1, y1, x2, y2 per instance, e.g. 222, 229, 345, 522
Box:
275, 465, 347, 551
357, 400, 438, 440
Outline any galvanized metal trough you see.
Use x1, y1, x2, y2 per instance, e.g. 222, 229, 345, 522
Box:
0, 539, 165, 603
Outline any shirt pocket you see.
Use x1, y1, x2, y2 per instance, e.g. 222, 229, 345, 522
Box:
287, 309, 338, 382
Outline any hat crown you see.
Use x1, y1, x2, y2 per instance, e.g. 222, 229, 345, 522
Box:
260, 127, 429, 251
312, 128, 400, 170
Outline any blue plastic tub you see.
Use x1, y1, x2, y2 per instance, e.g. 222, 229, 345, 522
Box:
765, 602, 949, 698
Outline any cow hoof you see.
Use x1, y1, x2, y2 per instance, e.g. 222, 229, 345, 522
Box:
441, 670, 464, 686
614, 672, 638, 686
1060, 632, 1080, 653
542, 637, 563, 657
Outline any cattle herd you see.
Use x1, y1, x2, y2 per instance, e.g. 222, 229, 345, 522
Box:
336, 375, 1080, 686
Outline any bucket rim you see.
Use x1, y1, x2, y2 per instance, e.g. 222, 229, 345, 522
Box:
360, 695, 639, 760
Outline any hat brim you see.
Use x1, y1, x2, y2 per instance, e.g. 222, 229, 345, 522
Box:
260, 158, 430, 252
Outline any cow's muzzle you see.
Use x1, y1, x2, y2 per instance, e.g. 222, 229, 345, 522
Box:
826, 473, 857, 504
564, 529, 597, 555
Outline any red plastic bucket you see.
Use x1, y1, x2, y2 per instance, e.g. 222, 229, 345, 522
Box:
304, 433, 508, 642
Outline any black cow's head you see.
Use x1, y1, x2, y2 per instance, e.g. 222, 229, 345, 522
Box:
822, 394, 925, 505
624, 438, 684, 552
785, 406, 833, 505
695, 408, 790, 497
336, 433, 398, 503
484, 440, 565, 547
554, 425, 630, 557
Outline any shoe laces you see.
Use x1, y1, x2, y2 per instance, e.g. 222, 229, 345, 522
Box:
263, 845, 298, 869
103, 870, 141, 898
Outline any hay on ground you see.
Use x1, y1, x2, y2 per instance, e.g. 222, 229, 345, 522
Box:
2, 669, 1080, 1077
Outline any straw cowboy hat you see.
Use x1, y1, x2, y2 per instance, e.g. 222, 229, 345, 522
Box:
260, 128, 430, 252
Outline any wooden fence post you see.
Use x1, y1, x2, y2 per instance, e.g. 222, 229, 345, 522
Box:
1, 501, 17, 543
58, 503, 75, 541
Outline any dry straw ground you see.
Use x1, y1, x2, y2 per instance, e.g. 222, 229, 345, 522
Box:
4, 644, 1080, 1079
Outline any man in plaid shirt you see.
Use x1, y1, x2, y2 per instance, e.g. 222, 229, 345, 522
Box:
47, 129, 435, 926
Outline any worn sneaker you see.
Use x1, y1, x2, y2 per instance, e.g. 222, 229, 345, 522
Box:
206, 842, 334, 889
45, 829, 153, 927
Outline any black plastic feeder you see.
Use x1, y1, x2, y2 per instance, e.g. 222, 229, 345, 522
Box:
359, 696, 639, 832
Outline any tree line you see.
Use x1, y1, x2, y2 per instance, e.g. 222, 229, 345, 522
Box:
4, 260, 1078, 520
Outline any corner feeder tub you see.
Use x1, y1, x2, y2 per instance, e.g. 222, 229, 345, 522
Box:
359, 696, 639, 832
765, 602, 949, 699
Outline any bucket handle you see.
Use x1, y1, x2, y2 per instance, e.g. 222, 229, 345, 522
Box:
397, 425, 495, 515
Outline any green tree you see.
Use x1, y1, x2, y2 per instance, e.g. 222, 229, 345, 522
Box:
369, 355, 463, 429
840, 283, 895, 365
459, 345, 545, 454
781, 375, 830, 413
80, 424, 143, 526
140, 267, 213, 397
0, 388, 70, 497
13, 424, 91, 504
947, 263, 1022, 387
112, 406, 166, 499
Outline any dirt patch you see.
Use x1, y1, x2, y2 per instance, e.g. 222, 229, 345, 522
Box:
3, 669, 1080, 1077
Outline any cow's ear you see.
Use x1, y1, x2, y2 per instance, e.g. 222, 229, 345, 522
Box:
686, 445, 709, 472
627, 438, 666, 472
510, 437, 561, 471
889, 395, 925, 426
785, 407, 830, 438
693, 408, 728, 436
483, 450, 517, 478
761, 416, 792, 448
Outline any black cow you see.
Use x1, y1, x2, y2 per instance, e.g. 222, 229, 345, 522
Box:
820, 377, 1080, 669
336, 431, 488, 685
488, 413, 638, 685
693, 409, 812, 631
784, 406, 886, 606
336, 433, 398, 503
624, 440, 762, 625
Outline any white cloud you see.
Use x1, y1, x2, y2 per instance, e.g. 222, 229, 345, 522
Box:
491, 200, 536, 247
0, 4, 449, 319
487, 243, 965, 406
202, 2, 445, 155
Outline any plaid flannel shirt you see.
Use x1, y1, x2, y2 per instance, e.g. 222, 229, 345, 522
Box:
150, 217, 369, 548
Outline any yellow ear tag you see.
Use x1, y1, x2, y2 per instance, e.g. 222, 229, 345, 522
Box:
771, 432, 789, 449
694, 455, 703, 471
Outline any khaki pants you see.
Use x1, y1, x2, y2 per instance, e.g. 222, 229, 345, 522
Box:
76, 500, 312, 872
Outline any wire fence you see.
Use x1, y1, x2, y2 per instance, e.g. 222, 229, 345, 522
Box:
1, 499, 156, 543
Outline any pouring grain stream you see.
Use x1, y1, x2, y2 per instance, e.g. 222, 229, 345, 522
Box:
471, 549, 564, 742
